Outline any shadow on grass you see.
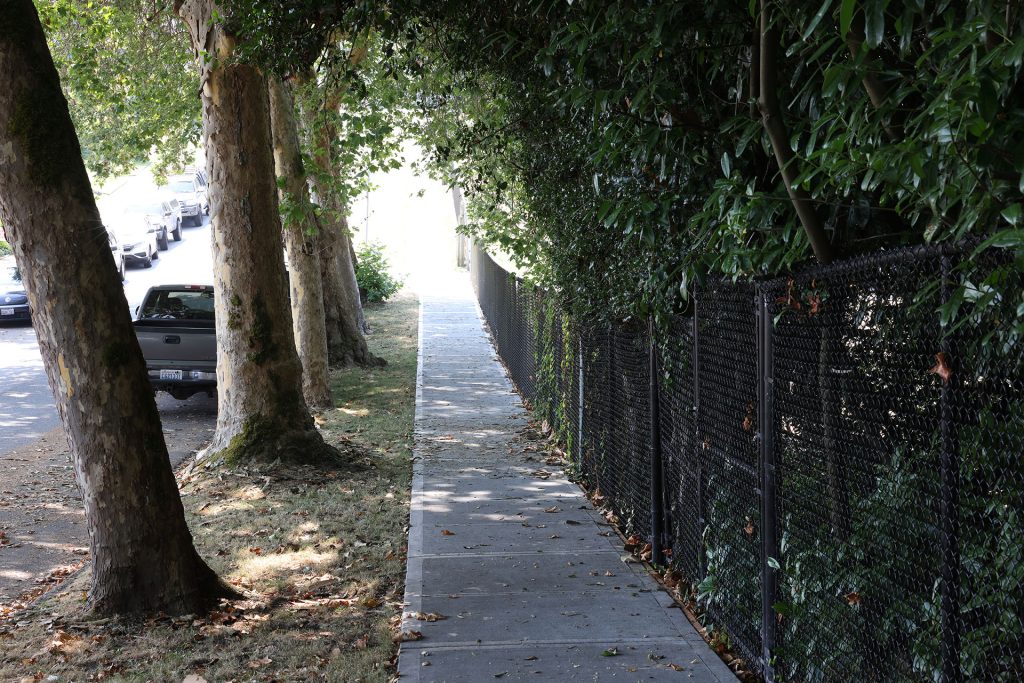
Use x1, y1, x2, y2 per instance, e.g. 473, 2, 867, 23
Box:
0, 292, 420, 683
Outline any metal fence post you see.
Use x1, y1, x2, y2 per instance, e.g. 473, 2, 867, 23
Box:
578, 337, 585, 457
939, 256, 962, 683
758, 288, 780, 682
693, 287, 706, 580
649, 315, 666, 566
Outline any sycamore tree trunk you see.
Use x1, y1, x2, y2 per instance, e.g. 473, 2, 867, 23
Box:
339, 214, 370, 335
176, 0, 338, 462
267, 76, 332, 410
0, 0, 227, 616
302, 97, 381, 367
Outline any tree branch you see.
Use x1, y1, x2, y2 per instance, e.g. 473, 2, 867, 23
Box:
757, 0, 834, 264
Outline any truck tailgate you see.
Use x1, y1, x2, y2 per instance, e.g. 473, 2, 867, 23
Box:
134, 322, 216, 368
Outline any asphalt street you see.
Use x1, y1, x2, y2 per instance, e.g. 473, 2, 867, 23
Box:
0, 170, 218, 458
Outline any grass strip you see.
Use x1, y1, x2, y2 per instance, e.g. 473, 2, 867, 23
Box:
0, 292, 419, 683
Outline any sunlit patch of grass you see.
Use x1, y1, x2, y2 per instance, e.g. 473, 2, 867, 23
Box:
0, 291, 419, 682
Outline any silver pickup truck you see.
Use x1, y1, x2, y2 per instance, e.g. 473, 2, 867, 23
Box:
133, 284, 216, 400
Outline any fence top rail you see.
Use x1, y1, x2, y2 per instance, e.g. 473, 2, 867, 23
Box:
478, 240, 979, 306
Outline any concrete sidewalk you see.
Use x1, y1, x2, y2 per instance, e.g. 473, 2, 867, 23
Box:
399, 272, 736, 682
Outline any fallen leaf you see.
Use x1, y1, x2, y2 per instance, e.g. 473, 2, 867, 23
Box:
247, 657, 273, 668
602, 647, 620, 657
394, 630, 424, 642
440, 530, 455, 536
352, 635, 369, 649
845, 591, 861, 606
928, 352, 953, 384
741, 402, 755, 432
524, 655, 538, 661
410, 611, 446, 622
182, 676, 209, 683
544, 506, 561, 513
743, 518, 755, 537
47, 630, 86, 658
668, 663, 684, 671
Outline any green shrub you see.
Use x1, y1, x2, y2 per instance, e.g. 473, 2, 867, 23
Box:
355, 242, 403, 303
0, 240, 11, 257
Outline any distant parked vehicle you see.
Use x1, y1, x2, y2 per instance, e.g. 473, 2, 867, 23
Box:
164, 173, 208, 226
0, 256, 30, 323
133, 284, 216, 400
121, 199, 182, 251
106, 227, 126, 281
115, 223, 159, 268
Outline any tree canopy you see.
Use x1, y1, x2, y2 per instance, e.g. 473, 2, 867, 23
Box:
230, 0, 1024, 330
37, 0, 199, 181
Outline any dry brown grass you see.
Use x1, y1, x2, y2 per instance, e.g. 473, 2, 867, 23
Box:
0, 292, 419, 683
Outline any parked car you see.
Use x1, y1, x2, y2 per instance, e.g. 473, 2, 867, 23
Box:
122, 199, 182, 251
164, 173, 208, 226
133, 284, 216, 400
106, 227, 126, 280
115, 223, 159, 268
0, 256, 30, 323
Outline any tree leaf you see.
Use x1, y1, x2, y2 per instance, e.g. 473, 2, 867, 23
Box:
840, 0, 856, 39
802, 0, 835, 40
1001, 204, 1022, 226
864, 0, 885, 47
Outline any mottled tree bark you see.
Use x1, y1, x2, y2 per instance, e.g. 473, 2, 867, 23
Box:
268, 76, 332, 410
176, 0, 338, 461
302, 96, 381, 367
0, 0, 228, 616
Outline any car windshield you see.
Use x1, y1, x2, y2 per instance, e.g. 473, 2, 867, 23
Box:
169, 180, 194, 193
140, 290, 215, 321
124, 202, 163, 217
116, 224, 151, 240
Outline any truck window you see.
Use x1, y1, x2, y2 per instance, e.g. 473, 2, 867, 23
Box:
140, 290, 214, 321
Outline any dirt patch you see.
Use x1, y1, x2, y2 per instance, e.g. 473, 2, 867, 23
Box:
0, 428, 86, 609
0, 394, 217, 612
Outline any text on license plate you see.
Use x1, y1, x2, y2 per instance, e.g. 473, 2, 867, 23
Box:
0, 307, 14, 316
160, 369, 184, 381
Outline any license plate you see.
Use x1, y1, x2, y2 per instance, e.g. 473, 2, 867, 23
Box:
159, 369, 184, 381
0, 307, 14, 316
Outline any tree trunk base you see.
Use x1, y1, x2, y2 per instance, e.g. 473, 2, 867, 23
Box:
214, 415, 346, 466
89, 551, 239, 618
328, 342, 387, 369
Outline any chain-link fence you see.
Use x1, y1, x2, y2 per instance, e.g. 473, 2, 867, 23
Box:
470, 243, 1024, 682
